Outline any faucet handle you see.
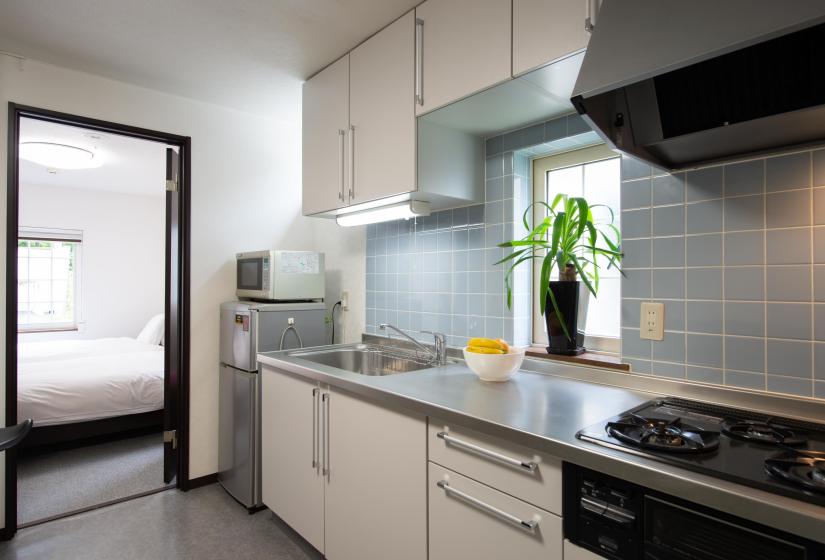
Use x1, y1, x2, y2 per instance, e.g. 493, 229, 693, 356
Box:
421, 330, 447, 364
421, 330, 446, 342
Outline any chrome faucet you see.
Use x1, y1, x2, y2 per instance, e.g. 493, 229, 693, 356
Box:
379, 323, 448, 365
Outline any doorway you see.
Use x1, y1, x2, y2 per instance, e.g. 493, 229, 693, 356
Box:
4, 104, 191, 538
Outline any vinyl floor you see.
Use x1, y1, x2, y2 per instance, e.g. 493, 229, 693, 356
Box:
17, 433, 165, 525
0, 484, 320, 560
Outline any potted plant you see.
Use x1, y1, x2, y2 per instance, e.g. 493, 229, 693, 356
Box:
497, 194, 622, 355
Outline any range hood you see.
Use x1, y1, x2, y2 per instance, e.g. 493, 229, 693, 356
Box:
572, 1, 825, 171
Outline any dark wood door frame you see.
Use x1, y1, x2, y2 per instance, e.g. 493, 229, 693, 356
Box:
3, 103, 193, 540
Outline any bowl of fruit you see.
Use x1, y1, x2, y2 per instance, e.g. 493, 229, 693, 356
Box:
463, 338, 526, 382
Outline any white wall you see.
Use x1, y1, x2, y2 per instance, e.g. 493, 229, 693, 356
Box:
0, 54, 312, 529
18, 183, 165, 342
0, 53, 368, 531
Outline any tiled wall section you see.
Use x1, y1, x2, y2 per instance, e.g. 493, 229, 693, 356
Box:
364, 113, 589, 347
621, 149, 825, 400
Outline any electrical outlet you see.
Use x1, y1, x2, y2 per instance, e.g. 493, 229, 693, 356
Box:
341, 291, 349, 311
639, 302, 664, 341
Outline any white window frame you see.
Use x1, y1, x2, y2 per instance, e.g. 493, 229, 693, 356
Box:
18, 227, 83, 333
531, 144, 621, 354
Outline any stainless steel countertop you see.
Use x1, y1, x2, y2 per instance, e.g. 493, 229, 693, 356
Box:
258, 342, 825, 543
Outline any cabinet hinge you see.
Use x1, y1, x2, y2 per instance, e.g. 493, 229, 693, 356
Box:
164, 429, 178, 449
165, 179, 178, 192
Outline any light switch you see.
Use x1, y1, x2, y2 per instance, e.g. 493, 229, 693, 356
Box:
639, 302, 664, 341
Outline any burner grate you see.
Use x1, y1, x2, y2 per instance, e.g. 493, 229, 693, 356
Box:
721, 418, 807, 447
606, 413, 720, 454
764, 450, 825, 494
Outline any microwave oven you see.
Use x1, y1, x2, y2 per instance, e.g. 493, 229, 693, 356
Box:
236, 250, 325, 301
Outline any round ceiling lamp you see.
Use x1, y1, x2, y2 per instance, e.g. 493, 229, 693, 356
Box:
19, 142, 103, 170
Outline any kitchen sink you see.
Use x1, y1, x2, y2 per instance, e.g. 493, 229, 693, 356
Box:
288, 344, 439, 376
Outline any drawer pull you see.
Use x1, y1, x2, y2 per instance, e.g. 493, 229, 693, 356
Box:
437, 431, 538, 473
436, 480, 538, 533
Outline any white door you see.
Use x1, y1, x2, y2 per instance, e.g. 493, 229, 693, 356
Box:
302, 55, 350, 215
324, 388, 427, 560
415, 0, 512, 115
513, 0, 589, 76
261, 367, 325, 553
349, 11, 417, 205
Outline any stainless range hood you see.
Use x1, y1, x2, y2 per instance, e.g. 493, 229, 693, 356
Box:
572, 1, 825, 171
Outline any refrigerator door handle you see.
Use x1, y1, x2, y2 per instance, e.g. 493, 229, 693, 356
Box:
312, 388, 319, 470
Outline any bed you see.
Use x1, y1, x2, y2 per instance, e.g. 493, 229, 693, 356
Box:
17, 315, 166, 448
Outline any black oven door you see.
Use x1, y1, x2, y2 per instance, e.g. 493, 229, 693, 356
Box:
237, 257, 263, 292
643, 496, 809, 560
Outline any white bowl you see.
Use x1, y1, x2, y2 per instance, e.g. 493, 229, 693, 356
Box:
463, 347, 526, 382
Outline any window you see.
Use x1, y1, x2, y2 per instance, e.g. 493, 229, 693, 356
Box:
532, 145, 621, 353
18, 228, 82, 332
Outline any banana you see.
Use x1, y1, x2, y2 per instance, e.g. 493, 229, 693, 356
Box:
467, 338, 508, 352
466, 346, 506, 355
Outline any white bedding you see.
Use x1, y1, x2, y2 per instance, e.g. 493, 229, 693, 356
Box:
18, 337, 164, 426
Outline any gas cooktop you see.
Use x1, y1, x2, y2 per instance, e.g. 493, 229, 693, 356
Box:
577, 398, 825, 507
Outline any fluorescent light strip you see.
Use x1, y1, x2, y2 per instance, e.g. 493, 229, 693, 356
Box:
336, 201, 430, 227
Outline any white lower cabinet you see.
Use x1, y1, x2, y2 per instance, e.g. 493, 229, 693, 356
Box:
324, 387, 426, 560
261, 365, 426, 560
261, 366, 325, 552
429, 463, 563, 559
564, 539, 607, 559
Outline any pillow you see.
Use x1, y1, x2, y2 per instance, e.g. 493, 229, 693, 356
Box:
137, 314, 165, 345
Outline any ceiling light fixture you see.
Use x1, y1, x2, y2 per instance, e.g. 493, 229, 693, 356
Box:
19, 142, 102, 170
336, 200, 431, 227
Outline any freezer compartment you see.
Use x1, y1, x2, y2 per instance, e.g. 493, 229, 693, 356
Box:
218, 364, 261, 508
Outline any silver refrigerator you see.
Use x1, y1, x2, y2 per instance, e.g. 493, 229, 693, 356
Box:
218, 301, 326, 509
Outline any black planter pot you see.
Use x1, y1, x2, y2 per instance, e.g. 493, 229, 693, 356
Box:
544, 280, 589, 355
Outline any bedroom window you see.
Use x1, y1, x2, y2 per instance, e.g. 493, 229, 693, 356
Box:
532, 145, 621, 353
18, 228, 83, 332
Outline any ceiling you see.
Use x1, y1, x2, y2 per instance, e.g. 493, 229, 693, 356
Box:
0, 0, 421, 116
19, 118, 169, 197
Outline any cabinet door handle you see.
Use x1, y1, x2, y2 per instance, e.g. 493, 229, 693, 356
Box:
311, 388, 319, 470
585, 0, 600, 32
436, 480, 538, 533
347, 125, 355, 201
415, 17, 424, 106
321, 392, 330, 478
337, 129, 346, 202
437, 431, 538, 473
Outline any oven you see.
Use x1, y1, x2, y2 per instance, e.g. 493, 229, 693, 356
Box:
563, 463, 824, 560
236, 250, 325, 301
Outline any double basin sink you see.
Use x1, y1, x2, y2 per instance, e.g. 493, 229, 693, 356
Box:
288, 344, 445, 377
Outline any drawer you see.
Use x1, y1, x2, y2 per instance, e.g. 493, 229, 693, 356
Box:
428, 417, 562, 515
429, 463, 563, 560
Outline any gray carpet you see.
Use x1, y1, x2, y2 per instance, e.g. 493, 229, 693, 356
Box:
17, 433, 166, 524
0, 484, 321, 560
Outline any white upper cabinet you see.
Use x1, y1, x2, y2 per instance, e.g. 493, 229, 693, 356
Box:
302, 55, 350, 215
513, 0, 589, 76
349, 11, 417, 205
414, 0, 512, 116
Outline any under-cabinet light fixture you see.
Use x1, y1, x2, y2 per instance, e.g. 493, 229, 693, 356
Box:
336, 200, 431, 227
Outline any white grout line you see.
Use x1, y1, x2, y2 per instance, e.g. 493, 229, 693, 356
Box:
762, 158, 768, 391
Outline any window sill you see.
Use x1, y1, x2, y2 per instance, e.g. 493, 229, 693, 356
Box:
525, 347, 630, 372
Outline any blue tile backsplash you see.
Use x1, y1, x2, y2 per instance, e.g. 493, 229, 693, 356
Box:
621, 147, 825, 399
363, 109, 825, 401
